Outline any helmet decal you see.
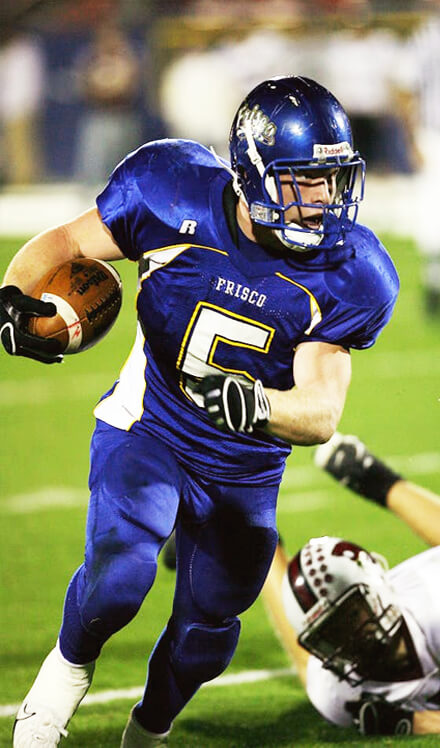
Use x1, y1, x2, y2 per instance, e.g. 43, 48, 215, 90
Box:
332, 540, 370, 562
236, 103, 277, 147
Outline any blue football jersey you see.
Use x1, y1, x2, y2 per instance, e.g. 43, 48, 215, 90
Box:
94, 139, 399, 484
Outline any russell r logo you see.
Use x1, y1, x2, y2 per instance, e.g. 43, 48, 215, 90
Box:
179, 220, 198, 235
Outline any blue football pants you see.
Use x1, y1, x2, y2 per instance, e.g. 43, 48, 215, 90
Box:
58, 421, 279, 733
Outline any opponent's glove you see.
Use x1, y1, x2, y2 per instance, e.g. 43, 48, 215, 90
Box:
314, 432, 402, 506
347, 697, 413, 735
198, 375, 271, 434
0, 285, 63, 364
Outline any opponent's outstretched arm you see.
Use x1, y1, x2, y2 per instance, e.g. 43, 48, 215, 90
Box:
383, 481, 440, 547
315, 432, 440, 547
261, 542, 309, 688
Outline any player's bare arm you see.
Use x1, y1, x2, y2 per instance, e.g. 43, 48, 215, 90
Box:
200, 342, 351, 444
386, 481, 440, 546
265, 341, 351, 445
261, 542, 310, 687
0, 208, 125, 363
413, 710, 440, 734
2, 207, 124, 294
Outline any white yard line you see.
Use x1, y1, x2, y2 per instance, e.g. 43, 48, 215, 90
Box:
2, 451, 439, 515
1, 487, 89, 513
0, 667, 296, 718
277, 490, 332, 514
0, 373, 112, 408
392, 452, 440, 475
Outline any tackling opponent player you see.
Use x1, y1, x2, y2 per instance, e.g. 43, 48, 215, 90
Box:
263, 433, 440, 736
0, 77, 399, 746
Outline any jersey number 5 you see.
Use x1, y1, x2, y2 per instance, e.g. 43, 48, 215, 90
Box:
177, 301, 274, 404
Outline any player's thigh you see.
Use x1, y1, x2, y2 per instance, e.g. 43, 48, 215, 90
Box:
86, 422, 183, 557
175, 481, 279, 620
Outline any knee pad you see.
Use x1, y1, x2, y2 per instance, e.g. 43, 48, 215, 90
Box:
171, 617, 241, 684
190, 516, 278, 618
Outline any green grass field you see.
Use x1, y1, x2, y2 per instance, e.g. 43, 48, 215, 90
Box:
1, 234, 439, 746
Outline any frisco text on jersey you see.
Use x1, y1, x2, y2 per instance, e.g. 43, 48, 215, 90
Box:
214, 276, 267, 307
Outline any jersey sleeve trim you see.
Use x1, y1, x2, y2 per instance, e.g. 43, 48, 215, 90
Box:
275, 272, 322, 335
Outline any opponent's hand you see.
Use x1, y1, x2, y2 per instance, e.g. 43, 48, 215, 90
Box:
198, 375, 271, 434
0, 285, 63, 364
347, 697, 413, 735
314, 432, 402, 506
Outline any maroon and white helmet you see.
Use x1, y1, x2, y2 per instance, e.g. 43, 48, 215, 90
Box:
282, 536, 402, 684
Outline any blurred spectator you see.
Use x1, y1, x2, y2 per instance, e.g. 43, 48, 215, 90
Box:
160, 20, 416, 176
160, 30, 304, 157
0, 30, 45, 185
311, 0, 371, 12
161, 0, 303, 19
321, 26, 418, 174
74, 20, 143, 185
406, 6, 440, 314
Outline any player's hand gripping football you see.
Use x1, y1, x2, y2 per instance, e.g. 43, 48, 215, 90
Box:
198, 374, 271, 434
347, 696, 413, 735
0, 285, 63, 363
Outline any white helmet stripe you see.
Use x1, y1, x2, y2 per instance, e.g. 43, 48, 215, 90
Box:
243, 119, 278, 203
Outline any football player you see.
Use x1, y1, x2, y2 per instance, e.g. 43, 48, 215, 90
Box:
0, 77, 399, 746
263, 433, 440, 736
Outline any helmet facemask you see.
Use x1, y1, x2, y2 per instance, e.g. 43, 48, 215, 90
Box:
248, 157, 365, 252
282, 536, 411, 686
299, 583, 403, 685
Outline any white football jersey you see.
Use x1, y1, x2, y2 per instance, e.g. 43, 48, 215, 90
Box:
306, 547, 440, 726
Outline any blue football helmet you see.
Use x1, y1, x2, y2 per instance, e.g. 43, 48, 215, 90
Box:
229, 76, 365, 251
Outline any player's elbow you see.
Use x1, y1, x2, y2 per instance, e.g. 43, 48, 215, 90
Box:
316, 417, 338, 444
286, 418, 336, 447
308, 405, 340, 444
314, 427, 335, 445
308, 425, 335, 446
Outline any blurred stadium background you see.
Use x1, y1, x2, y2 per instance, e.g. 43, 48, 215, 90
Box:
1, 1, 440, 745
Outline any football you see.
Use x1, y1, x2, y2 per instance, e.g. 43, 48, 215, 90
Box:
27, 258, 122, 354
